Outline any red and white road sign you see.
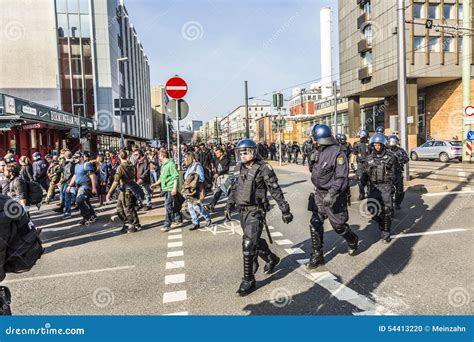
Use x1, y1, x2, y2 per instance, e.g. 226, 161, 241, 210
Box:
165, 76, 188, 99
465, 106, 474, 116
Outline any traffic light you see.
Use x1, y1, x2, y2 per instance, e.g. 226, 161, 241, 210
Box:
273, 93, 284, 109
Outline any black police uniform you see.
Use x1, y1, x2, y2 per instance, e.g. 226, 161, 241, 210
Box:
302, 140, 314, 166
365, 148, 396, 242
307, 144, 359, 269
390, 146, 409, 209
228, 157, 291, 295
352, 139, 370, 199
339, 141, 353, 206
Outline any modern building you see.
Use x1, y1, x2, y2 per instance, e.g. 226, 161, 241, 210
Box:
338, 0, 473, 149
220, 104, 271, 142
151, 85, 172, 147
0, 0, 152, 155
187, 120, 203, 132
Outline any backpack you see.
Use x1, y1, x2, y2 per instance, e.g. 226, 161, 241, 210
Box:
26, 181, 43, 205
0, 196, 44, 273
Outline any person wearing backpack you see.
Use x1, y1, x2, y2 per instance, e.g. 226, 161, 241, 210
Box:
56, 151, 75, 217
45, 155, 61, 204
4, 164, 28, 209
67, 152, 97, 225
106, 150, 141, 233
32, 152, 48, 192
0, 193, 44, 315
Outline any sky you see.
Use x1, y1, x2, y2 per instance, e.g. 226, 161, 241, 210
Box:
125, 0, 339, 126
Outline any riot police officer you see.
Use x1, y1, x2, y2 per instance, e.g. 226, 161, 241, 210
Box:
366, 133, 397, 243
302, 137, 314, 166
336, 133, 352, 206
307, 125, 359, 270
352, 129, 370, 200
388, 135, 409, 210
227, 139, 293, 296
375, 126, 385, 135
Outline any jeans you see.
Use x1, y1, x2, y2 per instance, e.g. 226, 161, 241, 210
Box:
140, 184, 152, 207
61, 183, 73, 214
76, 185, 95, 220
150, 171, 158, 184
187, 199, 210, 225
164, 191, 182, 227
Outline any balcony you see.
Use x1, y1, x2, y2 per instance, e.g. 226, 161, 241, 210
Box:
357, 13, 367, 29
357, 39, 371, 53
358, 65, 372, 80
357, 0, 369, 6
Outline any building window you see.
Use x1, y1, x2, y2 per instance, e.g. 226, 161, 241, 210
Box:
428, 36, 440, 52
363, 25, 372, 45
414, 36, 426, 52
443, 37, 455, 52
361, 104, 384, 132
362, 50, 372, 66
56, 0, 68, 13
79, 0, 89, 14
363, 1, 371, 17
443, 4, 454, 19
413, 3, 424, 19
428, 3, 439, 19
67, 0, 79, 13
458, 4, 463, 20
418, 95, 426, 139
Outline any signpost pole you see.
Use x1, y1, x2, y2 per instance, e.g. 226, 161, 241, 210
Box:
77, 107, 82, 149
119, 98, 124, 149
278, 109, 282, 166
176, 100, 181, 171
166, 117, 170, 151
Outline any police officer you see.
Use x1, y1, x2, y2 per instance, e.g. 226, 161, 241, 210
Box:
336, 133, 352, 206
375, 126, 385, 135
366, 133, 396, 243
352, 129, 370, 200
307, 125, 359, 269
388, 135, 409, 210
106, 150, 141, 233
227, 139, 293, 296
302, 137, 314, 166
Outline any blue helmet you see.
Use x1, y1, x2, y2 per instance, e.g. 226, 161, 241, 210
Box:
375, 126, 385, 134
388, 135, 399, 147
358, 129, 369, 139
339, 133, 347, 142
369, 133, 387, 146
335, 133, 342, 142
235, 138, 258, 162
312, 124, 336, 146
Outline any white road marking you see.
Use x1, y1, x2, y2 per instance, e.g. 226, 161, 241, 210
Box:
168, 229, 183, 234
284, 248, 305, 255
297, 259, 309, 265
163, 311, 189, 316
168, 241, 183, 248
163, 290, 187, 303
391, 228, 467, 239
165, 274, 186, 284
270, 232, 283, 237
2, 265, 135, 284
423, 190, 474, 197
267, 225, 275, 230
275, 239, 293, 246
165, 261, 185, 270
168, 234, 183, 240
167, 250, 184, 258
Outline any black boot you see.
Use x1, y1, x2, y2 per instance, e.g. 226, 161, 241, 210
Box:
260, 252, 280, 274
381, 211, 392, 243
341, 225, 359, 256
237, 253, 256, 296
358, 192, 365, 200
307, 224, 325, 269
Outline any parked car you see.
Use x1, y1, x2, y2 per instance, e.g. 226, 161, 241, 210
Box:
410, 140, 462, 162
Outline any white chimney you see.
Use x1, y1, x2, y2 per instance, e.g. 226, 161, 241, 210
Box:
320, 7, 332, 99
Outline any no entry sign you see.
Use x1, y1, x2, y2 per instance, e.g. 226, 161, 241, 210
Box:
165, 76, 188, 99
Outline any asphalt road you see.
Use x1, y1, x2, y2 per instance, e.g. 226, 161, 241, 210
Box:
4, 164, 473, 315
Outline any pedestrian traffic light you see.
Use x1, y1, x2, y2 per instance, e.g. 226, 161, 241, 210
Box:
273, 93, 284, 109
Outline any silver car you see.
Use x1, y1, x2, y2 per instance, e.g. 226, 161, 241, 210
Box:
410, 140, 462, 162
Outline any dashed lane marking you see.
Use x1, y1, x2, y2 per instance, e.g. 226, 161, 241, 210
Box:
168, 234, 183, 240
167, 250, 184, 258
163, 290, 187, 304
284, 247, 305, 255
165, 274, 186, 284
163, 311, 189, 316
168, 228, 183, 234
165, 261, 185, 270
275, 239, 293, 246
168, 241, 183, 248
270, 232, 283, 237
391, 228, 468, 239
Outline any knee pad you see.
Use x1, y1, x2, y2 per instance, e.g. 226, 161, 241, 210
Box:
333, 223, 348, 236
242, 238, 255, 255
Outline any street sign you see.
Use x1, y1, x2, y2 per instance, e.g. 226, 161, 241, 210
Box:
425, 19, 433, 29
165, 76, 188, 99
166, 99, 189, 120
467, 131, 474, 141
114, 98, 135, 116
465, 106, 474, 116
114, 110, 135, 116
285, 122, 293, 132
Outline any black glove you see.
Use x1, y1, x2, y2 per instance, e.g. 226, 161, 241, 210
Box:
282, 212, 293, 224
323, 192, 336, 207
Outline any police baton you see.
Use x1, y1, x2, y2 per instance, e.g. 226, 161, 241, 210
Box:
261, 211, 273, 244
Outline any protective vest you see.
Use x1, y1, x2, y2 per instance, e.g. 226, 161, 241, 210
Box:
354, 141, 369, 162
235, 161, 266, 206
367, 152, 393, 184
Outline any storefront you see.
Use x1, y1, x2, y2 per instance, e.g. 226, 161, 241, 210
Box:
0, 93, 95, 157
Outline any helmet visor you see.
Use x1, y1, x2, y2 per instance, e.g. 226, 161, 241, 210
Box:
235, 147, 256, 163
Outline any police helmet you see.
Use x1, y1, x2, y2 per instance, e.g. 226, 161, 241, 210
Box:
339, 133, 347, 142
312, 124, 336, 146
335, 133, 343, 143
375, 126, 385, 134
369, 133, 387, 146
32, 152, 41, 161
388, 135, 400, 147
235, 138, 258, 163
358, 129, 369, 139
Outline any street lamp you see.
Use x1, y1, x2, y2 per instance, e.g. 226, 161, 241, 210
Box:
117, 56, 128, 149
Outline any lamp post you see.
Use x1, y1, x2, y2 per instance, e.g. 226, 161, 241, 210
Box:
116, 56, 128, 149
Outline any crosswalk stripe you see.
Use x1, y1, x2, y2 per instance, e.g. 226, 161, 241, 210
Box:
165, 261, 185, 269
163, 290, 187, 303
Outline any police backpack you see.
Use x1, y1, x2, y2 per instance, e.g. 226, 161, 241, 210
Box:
26, 181, 43, 205
0, 196, 44, 273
